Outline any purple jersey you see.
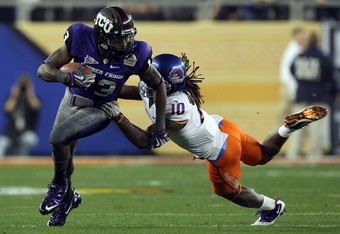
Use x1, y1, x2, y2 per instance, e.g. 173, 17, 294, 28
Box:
63, 23, 152, 105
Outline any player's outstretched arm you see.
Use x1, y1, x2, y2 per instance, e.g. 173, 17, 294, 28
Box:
99, 100, 151, 149
139, 64, 168, 148
100, 100, 181, 149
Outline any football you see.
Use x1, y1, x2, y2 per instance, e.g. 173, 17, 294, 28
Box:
60, 62, 93, 75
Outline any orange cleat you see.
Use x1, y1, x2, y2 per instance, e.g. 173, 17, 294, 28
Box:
284, 106, 328, 131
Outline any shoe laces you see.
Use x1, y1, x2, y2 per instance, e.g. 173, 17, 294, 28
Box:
47, 184, 65, 197
45, 184, 68, 208
254, 210, 261, 216
55, 188, 76, 214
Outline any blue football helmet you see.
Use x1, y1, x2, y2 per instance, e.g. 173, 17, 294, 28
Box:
153, 54, 186, 94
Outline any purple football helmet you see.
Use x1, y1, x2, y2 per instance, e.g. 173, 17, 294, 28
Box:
94, 6, 137, 63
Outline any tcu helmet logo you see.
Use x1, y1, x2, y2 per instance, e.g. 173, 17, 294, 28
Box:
169, 66, 185, 84
94, 13, 114, 33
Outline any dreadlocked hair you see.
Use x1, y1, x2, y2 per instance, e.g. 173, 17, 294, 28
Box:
180, 53, 205, 109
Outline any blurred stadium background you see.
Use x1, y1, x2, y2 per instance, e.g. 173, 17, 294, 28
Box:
0, 0, 340, 156
1, 2, 340, 232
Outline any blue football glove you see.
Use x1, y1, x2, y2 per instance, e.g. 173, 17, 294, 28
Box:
149, 129, 169, 149
70, 65, 96, 88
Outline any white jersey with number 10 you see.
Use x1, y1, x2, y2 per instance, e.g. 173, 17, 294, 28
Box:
138, 81, 228, 160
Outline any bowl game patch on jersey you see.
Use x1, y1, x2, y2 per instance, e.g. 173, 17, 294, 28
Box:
124, 54, 137, 66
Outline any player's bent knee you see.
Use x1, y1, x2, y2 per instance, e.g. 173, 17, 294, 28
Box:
49, 128, 72, 146
218, 185, 241, 201
259, 154, 275, 165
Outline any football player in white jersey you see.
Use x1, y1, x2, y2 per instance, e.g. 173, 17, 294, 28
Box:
101, 53, 328, 225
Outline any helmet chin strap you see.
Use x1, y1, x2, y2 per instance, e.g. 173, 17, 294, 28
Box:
98, 45, 118, 64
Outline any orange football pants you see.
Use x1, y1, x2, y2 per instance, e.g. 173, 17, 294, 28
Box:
207, 118, 263, 197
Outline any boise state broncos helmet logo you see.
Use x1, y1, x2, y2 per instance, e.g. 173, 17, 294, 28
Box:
169, 66, 185, 84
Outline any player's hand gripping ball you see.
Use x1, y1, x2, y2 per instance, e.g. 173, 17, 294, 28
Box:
60, 63, 95, 88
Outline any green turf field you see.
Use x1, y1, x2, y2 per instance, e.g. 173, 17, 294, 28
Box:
0, 163, 339, 233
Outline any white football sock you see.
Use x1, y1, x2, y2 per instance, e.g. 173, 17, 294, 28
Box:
278, 125, 294, 138
259, 195, 276, 210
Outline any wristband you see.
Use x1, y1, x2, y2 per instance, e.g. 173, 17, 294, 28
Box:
68, 72, 75, 87
55, 70, 74, 87
43, 60, 57, 67
152, 128, 168, 137
115, 113, 124, 123
55, 70, 69, 85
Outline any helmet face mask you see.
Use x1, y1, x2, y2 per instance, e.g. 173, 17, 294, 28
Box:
153, 54, 186, 95
94, 7, 137, 63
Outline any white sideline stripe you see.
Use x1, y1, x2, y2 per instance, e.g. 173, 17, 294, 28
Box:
86, 224, 340, 228
0, 186, 164, 195
101, 212, 340, 216
106, 213, 243, 216
1, 212, 340, 217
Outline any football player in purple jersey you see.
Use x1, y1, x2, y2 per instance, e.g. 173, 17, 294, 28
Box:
36, 6, 168, 226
